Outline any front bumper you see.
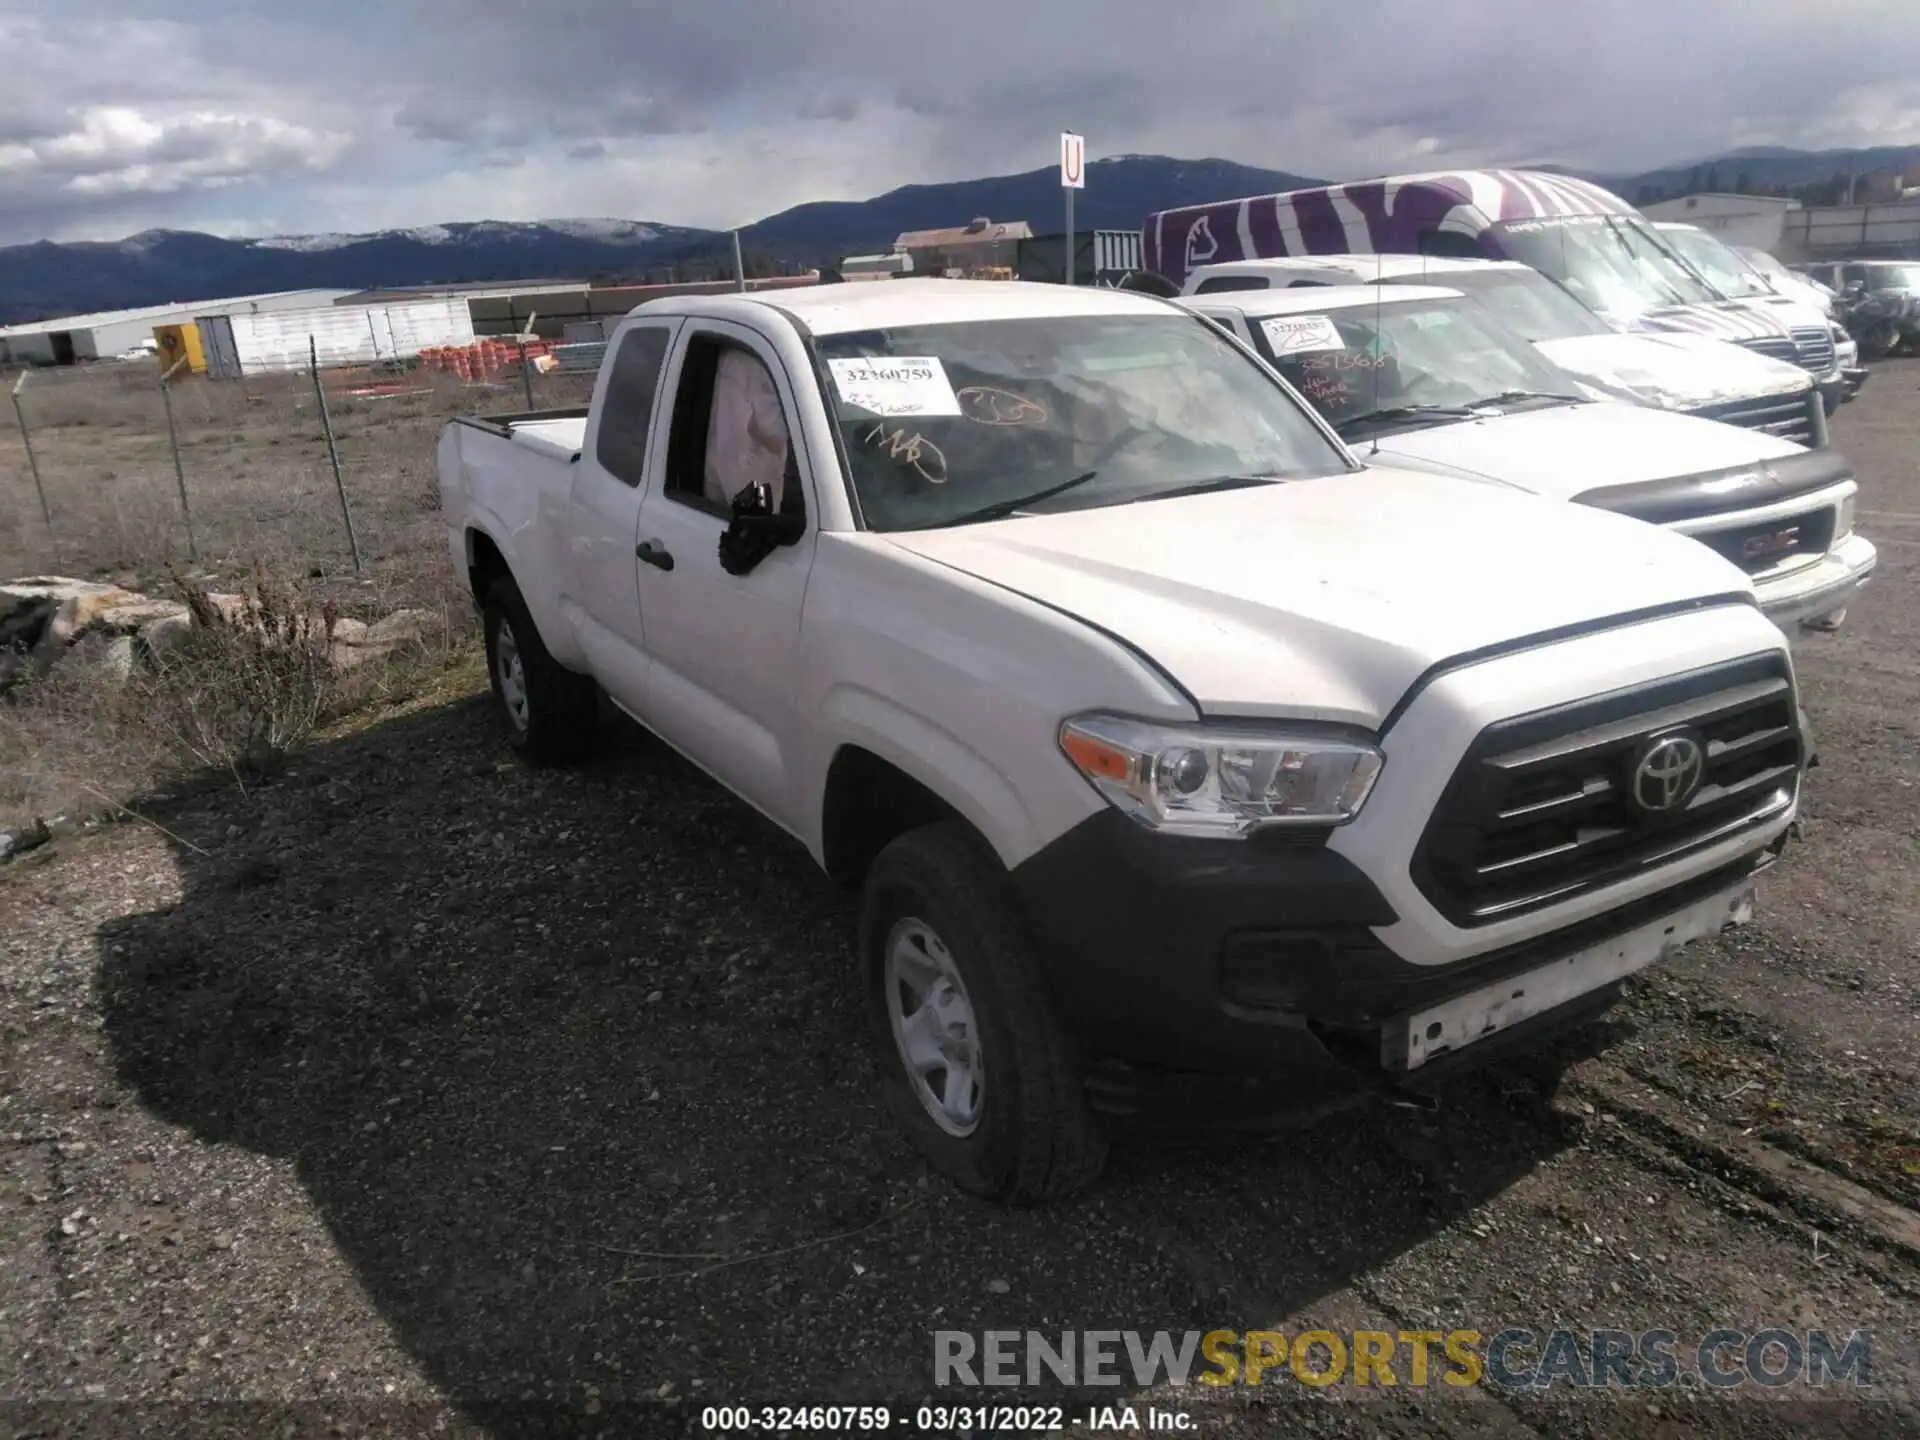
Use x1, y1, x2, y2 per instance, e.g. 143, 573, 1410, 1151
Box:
1842, 365, 1870, 400
1814, 368, 1850, 416
1755, 532, 1878, 632
1010, 810, 1783, 1120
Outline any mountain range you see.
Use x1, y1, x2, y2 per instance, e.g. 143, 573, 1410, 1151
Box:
3, 145, 1915, 326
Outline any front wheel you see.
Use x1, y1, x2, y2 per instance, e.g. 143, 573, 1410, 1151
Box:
1856, 321, 1900, 360
861, 823, 1106, 1202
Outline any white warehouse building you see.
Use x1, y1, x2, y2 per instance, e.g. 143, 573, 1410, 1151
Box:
1640, 193, 1803, 254
0, 289, 353, 367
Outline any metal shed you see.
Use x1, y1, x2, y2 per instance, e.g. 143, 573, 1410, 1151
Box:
196, 296, 478, 376
1015, 231, 1145, 286
0, 290, 354, 368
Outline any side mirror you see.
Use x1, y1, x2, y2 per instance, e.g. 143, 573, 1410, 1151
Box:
717, 480, 804, 576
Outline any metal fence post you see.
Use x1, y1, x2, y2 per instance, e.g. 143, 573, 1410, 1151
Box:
10, 373, 51, 528
309, 336, 363, 574
158, 357, 198, 561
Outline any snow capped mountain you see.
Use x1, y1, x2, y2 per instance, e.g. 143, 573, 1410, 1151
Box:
252, 232, 362, 253
2, 218, 722, 323
248, 218, 689, 253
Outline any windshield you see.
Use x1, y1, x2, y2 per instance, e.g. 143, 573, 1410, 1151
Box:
1380, 268, 1610, 341
812, 314, 1353, 531
1659, 228, 1770, 298
1244, 298, 1582, 435
1490, 214, 1721, 319
1862, 264, 1920, 292
1738, 247, 1796, 284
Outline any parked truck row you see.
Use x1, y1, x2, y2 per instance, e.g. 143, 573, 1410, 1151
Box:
440, 270, 1827, 1201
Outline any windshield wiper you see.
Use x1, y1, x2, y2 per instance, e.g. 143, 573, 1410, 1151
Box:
1456, 389, 1586, 409
1332, 405, 1477, 436
1135, 474, 1285, 504
931, 468, 1102, 528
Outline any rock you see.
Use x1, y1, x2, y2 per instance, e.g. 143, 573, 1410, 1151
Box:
986, 1278, 1010, 1294
0, 819, 53, 863
34, 584, 150, 648
136, 612, 193, 664
0, 594, 58, 654
61, 630, 136, 686
358, 608, 435, 647
329, 608, 435, 669
91, 598, 189, 634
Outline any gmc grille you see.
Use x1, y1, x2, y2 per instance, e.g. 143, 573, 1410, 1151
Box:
1694, 506, 1836, 575
1686, 391, 1820, 447
1412, 655, 1802, 927
1790, 326, 1836, 374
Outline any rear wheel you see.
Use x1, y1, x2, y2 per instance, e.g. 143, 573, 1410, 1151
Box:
482, 575, 597, 765
861, 822, 1106, 1202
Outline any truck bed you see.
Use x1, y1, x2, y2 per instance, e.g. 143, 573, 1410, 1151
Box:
451, 408, 590, 463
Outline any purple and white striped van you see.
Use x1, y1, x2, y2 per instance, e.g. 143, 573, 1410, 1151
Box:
1143, 169, 1805, 362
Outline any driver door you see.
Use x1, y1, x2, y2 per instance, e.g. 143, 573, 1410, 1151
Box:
632, 322, 818, 833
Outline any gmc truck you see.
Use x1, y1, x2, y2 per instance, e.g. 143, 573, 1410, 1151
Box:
438, 279, 1808, 1202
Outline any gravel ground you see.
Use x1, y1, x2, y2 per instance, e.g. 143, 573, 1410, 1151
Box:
5, 362, 1920, 1438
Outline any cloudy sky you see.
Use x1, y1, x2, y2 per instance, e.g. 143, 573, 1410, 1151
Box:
3, 0, 1918, 245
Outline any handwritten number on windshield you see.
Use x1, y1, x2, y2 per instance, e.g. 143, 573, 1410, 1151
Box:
863, 423, 949, 485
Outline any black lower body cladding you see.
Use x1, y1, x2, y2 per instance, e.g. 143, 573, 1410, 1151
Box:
1007, 809, 1781, 1116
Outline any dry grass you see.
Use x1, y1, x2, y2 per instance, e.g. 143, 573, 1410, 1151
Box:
0, 354, 595, 835
0, 562, 479, 837
0, 358, 595, 599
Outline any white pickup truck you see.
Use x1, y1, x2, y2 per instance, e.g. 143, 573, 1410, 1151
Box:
439, 279, 1808, 1201
1176, 255, 1833, 444
1185, 284, 1877, 634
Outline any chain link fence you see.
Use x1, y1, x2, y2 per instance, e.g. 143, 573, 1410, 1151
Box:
0, 351, 597, 599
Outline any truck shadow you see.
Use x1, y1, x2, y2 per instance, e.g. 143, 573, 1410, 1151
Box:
93, 694, 1598, 1431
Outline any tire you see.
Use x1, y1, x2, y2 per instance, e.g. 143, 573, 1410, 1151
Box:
481, 574, 598, 765
860, 822, 1106, 1202
1857, 322, 1899, 361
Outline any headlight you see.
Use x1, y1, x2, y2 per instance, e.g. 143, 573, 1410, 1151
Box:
1058, 713, 1384, 836
1835, 492, 1855, 541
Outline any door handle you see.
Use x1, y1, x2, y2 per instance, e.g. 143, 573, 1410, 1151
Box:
636, 540, 675, 572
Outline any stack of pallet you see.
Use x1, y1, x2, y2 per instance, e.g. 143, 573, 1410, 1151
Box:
418, 340, 556, 380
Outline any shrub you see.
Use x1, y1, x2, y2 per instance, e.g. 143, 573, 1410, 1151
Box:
146, 563, 342, 777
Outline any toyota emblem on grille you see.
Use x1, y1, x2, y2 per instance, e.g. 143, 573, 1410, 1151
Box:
1630, 732, 1705, 815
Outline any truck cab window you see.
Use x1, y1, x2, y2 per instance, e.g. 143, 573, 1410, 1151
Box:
666, 335, 803, 519
1417, 229, 1483, 258
595, 326, 671, 486
1195, 275, 1270, 294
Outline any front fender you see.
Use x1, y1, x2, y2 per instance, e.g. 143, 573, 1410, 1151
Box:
812, 684, 1060, 871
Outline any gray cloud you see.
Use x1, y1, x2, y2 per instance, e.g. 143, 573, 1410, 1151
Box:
2, 0, 1918, 244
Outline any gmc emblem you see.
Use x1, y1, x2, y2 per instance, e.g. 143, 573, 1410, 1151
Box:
1743, 525, 1801, 561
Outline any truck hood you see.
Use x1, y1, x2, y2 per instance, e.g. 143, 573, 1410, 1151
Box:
881, 467, 1752, 729
1630, 301, 1792, 343
1535, 332, 1811, 408
1362, 401, 1806, 502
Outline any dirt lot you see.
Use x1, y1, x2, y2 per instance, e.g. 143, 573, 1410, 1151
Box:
3, 360, 1920, 1437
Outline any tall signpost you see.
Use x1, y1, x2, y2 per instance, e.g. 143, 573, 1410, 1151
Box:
1060, 132, 1085, 286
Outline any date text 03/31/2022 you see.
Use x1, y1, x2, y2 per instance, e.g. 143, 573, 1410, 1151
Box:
698, 1404, 1193, 1432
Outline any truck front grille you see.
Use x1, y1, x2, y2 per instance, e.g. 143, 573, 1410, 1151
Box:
1739, 335, 1800, 366
1687, 391, 1820, 447
1412, 655, 1802, 928
1693, 507, 1836, 575
1790, 326, 1836, 373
